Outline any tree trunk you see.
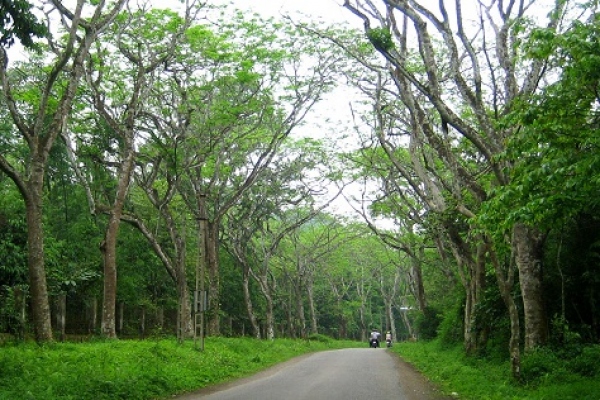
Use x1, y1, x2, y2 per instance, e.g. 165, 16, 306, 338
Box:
286, 289, 296, 338
101, 143, 135, 339
242, 266, 261, 338
384, 298, 396, 341
55, 294, 66, 342
88, 297, 97, 334
157, 305, 164, 330
206, 221, 221, 335
100, 220, 118, 339
265, 292, 275, 340
490, 248, 521, 380
24, 179, 53, 342
176, 264, 193, 339
139, 305, 146, 338
359, 297, 367, 342
306, 280, 318, 335
513, 222, 548, 350
410, 246, 427, 311
400, 308, 415, 340
117, 301, 124, 335
294, 280, 306, 338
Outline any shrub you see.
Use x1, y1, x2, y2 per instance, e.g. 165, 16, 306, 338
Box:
414, 306, 442, 341
569, 345, 600, 377
521, 347, 571, 385
436, 303, 463, 346
307, 333, 332, 343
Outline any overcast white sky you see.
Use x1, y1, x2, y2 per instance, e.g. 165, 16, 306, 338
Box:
162, 0, 357, 25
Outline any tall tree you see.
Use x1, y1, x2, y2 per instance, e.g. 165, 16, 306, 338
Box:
0, 0, 125, 342
80, 4, 196, 338
172, 14, 342, 335
339, 0, 570, 376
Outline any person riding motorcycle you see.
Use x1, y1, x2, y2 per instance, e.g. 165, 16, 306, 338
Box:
369, 329, 381, 347
385, 331, 392, 347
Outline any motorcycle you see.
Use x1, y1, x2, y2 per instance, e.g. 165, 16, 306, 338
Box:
369, 338, 379, 348
386, 339, 392, 348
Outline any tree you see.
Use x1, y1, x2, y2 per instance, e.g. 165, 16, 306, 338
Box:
224, 141, 341, 339
0, 0, 125, 342
339, 0, 571, 377
172, 13, 342, 335
79, 4, 196, 338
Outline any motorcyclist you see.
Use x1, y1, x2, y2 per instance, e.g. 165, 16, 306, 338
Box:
385, 331, 392, 347
369, 328, 381, 347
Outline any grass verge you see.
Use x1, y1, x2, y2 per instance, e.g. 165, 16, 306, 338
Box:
391, 340, 600, 400
0, 336, 360, 400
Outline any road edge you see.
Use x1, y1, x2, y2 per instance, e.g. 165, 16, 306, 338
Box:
388, 349, 453, 400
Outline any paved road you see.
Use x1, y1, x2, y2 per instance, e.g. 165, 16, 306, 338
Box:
179, 348, 445, 400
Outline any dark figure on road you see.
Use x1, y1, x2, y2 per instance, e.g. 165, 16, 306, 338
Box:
369, 328, 381, 348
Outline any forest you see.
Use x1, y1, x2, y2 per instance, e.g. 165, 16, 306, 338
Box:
1, 0, 599, 382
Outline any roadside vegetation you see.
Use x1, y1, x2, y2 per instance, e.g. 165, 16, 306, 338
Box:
0, 336, 360, 400
393, 340, 600, 400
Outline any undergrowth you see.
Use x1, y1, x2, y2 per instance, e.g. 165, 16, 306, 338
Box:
392, 340, 600, 400
0, 337, 360, 400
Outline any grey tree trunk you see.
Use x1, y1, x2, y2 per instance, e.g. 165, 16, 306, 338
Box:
307, 280, 318, 335
242, 266, 261, 339
25, 185, 53, 342
101, 144, 135, 339
55, 294, 66, 342
206, 221, 221, 335
513, 223, 548, 350
490, 248, 521, 379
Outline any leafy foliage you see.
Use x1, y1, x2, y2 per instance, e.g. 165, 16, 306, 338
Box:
367, 27, 394, 52
0, 0, 46, 49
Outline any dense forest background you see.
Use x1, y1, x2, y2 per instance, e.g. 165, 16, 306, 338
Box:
1, 0, 599, 380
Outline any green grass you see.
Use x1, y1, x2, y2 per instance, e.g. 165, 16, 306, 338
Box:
0, 337, 361, 400
391, 340, 600, 400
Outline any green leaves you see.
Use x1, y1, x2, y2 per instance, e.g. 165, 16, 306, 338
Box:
0, 0, 47, 50
479, 14, 600, 235
367, 27, 394, 52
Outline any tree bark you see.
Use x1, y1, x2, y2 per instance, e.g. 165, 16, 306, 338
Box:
294, 277, 306, 338
490, 247, 521, 380
24, 179, 53, 342
242, 265, 261, 338
206, 221, 221, 335
55, 294, 66, 342
513, 222, 548, 350
306, 280, 318, 335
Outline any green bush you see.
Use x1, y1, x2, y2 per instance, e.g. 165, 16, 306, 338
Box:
569, 345, 600, 377
415, 306, 442, 341
521, 347, 573, 385
437, 303, 463, 346
307, 333, 332, 343
394, 340, 600, 400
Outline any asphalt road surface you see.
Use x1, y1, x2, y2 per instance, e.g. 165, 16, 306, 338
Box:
177, 348, 449, 400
